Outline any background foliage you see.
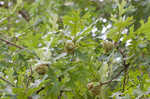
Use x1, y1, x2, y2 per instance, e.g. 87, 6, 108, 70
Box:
0, 0, 150, 99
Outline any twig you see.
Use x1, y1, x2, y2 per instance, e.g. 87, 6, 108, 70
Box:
99, 48, 130, 86
0, 2, 30, 22
138, 92, 150, 99
18, 10, 30, 22
0, 38, 24, 49
57, 76, 62, 99
58, 90, 63, 99
101, 67, 125, 85
36, 87, 71, 95
0, 3, 8, 8
0, 35, 40, 60
0, 76, 15, 87
26, 66, 33, 88
118, 48, 129, 92
36, 87, 45, 94
122, 69, 128, 92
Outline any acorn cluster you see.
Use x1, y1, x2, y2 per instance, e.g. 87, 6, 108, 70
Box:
35, 64, 49, 75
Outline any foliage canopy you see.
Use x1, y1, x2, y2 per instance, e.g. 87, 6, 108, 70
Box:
0, 0, 150, 99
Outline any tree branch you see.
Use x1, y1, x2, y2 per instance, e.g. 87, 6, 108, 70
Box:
0, 38, 24, 49
0, 76, 15, 87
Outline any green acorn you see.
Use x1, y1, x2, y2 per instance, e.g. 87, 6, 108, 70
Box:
35, 64, 49, 75
64, 41, 75, 54
102, 41, 114, 53
87, 82, 102, 96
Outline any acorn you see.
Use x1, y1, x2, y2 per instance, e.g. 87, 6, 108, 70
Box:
90, 85, 101, 95
87, 82, 94, 90
102, 41, 114, 53
64, 41, 75, 54
87, 82, 101, 96
35, 64, 49, 75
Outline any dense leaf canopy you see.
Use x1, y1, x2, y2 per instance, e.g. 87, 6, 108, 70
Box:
0, 0, 150, 99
